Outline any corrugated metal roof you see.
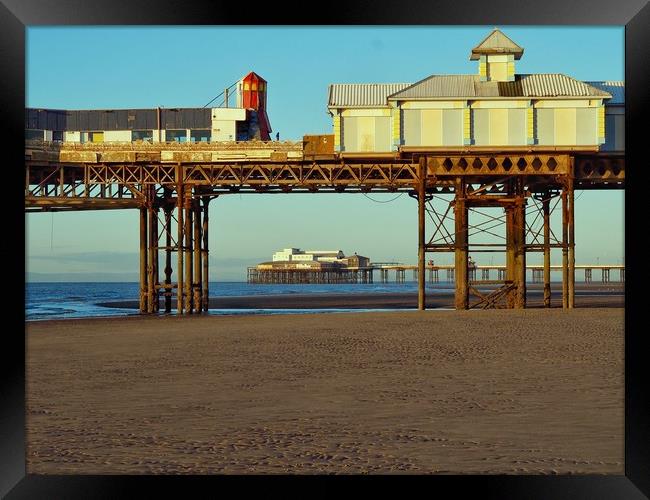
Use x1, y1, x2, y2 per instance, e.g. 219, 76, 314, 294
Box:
585, 81, 624, 105
470, 29, 524, 60
387, 74, 611, 100
389, 75, 476, 99
515, 74, 610, 98
328, 83, 411, 108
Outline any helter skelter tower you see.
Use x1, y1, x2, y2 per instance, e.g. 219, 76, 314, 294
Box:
238, 71, 272, 141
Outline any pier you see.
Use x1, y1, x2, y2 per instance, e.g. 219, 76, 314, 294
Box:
23, 30, 625, 313
247, 263, 625, 285
25, 139, 624, 313
375, 264, 624, 284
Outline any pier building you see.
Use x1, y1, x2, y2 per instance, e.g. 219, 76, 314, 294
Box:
249, 248, 371, 284
25, 71, 272, 144
327, 29, 623, 154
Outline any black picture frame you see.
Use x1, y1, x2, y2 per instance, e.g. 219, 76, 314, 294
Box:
2, 0, 648, 497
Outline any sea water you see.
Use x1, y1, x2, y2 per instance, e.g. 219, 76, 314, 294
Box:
25, 281, 457, 321
25, 281, 621, 321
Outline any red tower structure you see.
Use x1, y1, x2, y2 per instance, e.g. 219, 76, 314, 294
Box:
240, 72, 272, 141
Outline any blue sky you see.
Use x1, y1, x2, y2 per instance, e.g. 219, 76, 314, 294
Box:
25, 26, 624, 281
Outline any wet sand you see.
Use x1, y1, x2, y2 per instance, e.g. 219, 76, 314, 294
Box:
26, 307, 624, 474
98, 282, 625, 311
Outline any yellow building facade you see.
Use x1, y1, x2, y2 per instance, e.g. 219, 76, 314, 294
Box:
328, 29, 622, 153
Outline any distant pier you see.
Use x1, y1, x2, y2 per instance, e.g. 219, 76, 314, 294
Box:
248, 263, 624, 285
247, 267, 374, 284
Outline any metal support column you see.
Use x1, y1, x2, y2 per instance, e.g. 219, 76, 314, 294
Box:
202, 198, 210, 312
561, 185, 569, 309
417, 159, 426, 310
193, 199, 202, 313
153, 203, 160, 312
147, 190, 158, 313
567, 175, 575, 309
454, 177, 468, 310
176, 183, 184, 315
139, 206, 148, 313
184, 187, 193, 314
513, 179, 526, 309
505, 188, 516, 308
542, 193, 551, 308
164, 204, 173, 314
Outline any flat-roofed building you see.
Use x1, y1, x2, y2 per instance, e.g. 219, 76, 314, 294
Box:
25, 72, 273, 143
271, 248, 345, 262
346, 254, 370, 269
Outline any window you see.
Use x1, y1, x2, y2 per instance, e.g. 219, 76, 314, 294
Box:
132, 130, 153, 142
341, 116, 391, 152
471, 108, 525, 146
52, 131, 63, 142
402, 109, 463, 147
236, 121, 249, 141
25, 129, 44, 141
575, 108, 598, 145
190, 129, 211, 142
166, 129, 187, 142
81, 131, 104, 143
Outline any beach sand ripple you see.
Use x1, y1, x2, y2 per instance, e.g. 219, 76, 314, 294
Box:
26, 309, 624, 474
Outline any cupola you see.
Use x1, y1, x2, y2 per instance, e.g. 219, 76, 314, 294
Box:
470, 28, 523, 82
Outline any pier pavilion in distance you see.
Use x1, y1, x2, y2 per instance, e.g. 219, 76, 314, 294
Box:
248, 248, 373, 284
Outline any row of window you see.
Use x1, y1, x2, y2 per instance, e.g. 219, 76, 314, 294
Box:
26, 130, 64, 141
165, 130, 211, 143
340, 107, 610, 151
25, 129, 213, 143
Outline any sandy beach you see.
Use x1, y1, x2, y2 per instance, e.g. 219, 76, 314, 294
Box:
26, 307, 624, 474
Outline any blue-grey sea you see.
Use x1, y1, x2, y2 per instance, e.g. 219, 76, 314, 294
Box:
25, 281, 459, 321
26, 280, 622, 321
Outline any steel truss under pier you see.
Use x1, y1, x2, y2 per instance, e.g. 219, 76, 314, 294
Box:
24, 143, 624, 313
412, 152, 623, 311
417, 176, 567, 310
